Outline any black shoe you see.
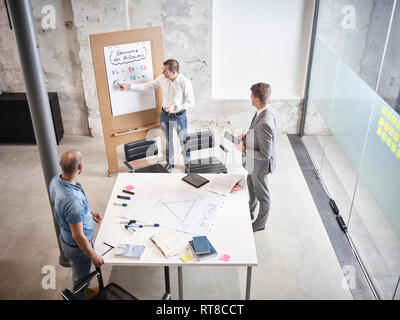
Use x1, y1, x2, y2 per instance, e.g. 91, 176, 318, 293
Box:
252, 223, 265, 233
250, 212, 254, 220
164, 163, 174, 172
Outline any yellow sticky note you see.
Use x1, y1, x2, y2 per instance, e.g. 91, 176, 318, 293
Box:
394, 132, 399, 142
397, 121, 400, 131
386, 137, 392, 147
180, 254, 192, 263
387, 111, 392, 121
379, 117, 385, 126
377, 127, 383, 136
382, 106, 387, 115
389, 127, 394, 137
384, 122, 389, 131
396, 149, 400, 159
391, 143, 396, 153
382, 132, 387, 141
391, 116, 397, 126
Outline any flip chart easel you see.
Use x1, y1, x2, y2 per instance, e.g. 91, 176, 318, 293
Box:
90, 27, 164, 175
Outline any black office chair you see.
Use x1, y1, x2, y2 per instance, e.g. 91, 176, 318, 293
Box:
61, 267, 171, 300
183, 131, 228, 174
123, 139, 168, 173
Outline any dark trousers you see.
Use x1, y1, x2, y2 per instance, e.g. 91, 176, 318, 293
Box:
160, 109, 190, 165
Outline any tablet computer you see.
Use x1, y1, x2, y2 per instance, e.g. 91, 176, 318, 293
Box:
224, 131, 241, 145
182, 173, 210, 188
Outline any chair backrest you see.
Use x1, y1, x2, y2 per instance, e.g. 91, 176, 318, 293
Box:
183, 131, 215, 153
124, 139, 158, 162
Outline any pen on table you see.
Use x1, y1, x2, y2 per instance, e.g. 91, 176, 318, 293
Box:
124, 224, 136, 232
122, 190, 135, 195
119, 220, 159, 227
114, 202, 127, 207
120, 219, 138, 224
117, 195, 131, 200
130, 223, 160, 228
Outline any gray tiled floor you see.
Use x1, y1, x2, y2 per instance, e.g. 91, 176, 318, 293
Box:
0, 135, 352, 299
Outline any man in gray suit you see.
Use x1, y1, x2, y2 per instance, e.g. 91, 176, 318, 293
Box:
237, 83, 278, 232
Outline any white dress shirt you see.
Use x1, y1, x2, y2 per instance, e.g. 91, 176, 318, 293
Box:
130, 73, 195, 112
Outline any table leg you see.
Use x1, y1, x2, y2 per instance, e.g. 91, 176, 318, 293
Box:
178, 266, 183, 300
164, 266, 170, 293
246, 266, 252, 300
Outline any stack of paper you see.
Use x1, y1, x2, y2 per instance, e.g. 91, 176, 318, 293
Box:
149, 230, 188, 259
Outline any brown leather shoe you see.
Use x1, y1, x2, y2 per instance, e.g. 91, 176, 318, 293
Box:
87, 287, 99, 300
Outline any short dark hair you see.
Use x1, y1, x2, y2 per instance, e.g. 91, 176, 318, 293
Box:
60, 150, 81, 175
163, 59, 179, 73
251, 83, 272, 104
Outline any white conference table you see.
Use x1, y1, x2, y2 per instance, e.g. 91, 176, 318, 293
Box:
95, 173, 258, 299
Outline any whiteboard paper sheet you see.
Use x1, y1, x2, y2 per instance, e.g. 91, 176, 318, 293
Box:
104, 41, 156, 116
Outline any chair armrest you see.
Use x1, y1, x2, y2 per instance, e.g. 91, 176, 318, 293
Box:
73, 270, 100, 293
123, 160, 135, 173
61, 289, 76, 300
162, 292, 171, 300
219, 144, 229, 153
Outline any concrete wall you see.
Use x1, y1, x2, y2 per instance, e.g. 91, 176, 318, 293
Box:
1, 0, 313, 137
0, 0, 90, 135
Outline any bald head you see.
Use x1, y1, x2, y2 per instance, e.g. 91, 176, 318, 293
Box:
60, 150, 82, 176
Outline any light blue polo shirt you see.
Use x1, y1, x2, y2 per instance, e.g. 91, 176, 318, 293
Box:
49, 174, 94, 246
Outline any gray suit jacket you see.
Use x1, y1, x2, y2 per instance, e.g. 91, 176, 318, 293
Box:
242, 106, 278, 175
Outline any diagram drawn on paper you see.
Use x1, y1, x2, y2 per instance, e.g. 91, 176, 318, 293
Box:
124, 187, 224, 235
159, 199, 196, 223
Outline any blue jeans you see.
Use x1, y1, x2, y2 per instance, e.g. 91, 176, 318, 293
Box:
60, 235, 93, 300
160, 110, 190, 165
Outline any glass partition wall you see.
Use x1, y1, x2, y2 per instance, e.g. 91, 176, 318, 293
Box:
302, 0, 400, 299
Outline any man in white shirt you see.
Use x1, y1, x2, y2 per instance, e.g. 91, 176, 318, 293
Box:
118, 59, 195, 171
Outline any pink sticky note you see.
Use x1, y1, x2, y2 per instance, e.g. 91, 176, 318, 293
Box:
220, 254, 230, 262
125, 185, 134, 191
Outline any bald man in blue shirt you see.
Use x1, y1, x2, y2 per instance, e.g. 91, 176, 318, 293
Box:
49, 150, 103, 300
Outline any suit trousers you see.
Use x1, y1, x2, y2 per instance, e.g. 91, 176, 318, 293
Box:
247, 171, 270, 228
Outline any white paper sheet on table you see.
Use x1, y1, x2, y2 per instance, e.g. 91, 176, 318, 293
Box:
122, 186, 224, 235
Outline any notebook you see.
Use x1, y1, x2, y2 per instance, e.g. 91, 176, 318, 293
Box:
114, 244, 145, 259
149, 230, 188, 259
182, 173, 209, 188
192, 236, 210, 254
189, 239, 217, 261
